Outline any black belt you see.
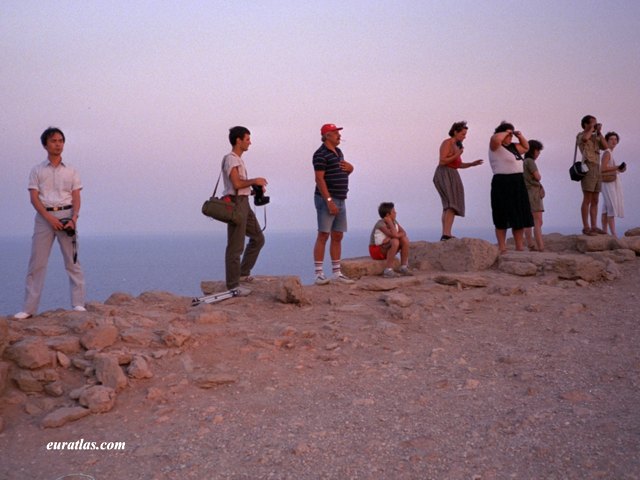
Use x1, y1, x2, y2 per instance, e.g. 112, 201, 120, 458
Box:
46, 205, 72, 212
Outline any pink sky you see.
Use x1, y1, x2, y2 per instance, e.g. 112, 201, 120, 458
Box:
2, 0, 639, 236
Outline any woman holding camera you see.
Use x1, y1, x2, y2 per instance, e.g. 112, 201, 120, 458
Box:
433, 121, 483, 241
488, 121, 533, 253
577, 115, 608, 235
600, 131, 625, 237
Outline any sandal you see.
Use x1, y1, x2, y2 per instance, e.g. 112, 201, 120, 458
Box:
582, 228, 597, 236
592, 227, 607, 235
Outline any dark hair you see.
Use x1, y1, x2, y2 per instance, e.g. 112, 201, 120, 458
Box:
448, 121, 468, 137
581, 115, 595, 129
605, 131, 619, 142
378, 202, 395, 218
494, 121, 515, 134
228, 126, 250, 146
40, 127, 65, 147
525, 140, 544, 158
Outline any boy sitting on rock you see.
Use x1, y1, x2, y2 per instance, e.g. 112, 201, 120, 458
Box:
369, 202, 412, 277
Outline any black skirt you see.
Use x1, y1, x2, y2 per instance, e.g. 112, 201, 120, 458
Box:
491, 173, 533, 230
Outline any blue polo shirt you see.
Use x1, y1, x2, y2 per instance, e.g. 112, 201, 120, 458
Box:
313, 144, 349, 200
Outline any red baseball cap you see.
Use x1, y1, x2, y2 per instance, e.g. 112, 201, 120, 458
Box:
321, 123, 343, 135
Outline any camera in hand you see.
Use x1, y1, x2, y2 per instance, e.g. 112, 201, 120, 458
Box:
60, 218, 76, 237
455, 140, 463, 149
618, 162, 626, 171
251, 185, 270, 206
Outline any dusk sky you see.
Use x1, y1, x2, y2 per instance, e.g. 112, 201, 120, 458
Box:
2, 0, 639, 238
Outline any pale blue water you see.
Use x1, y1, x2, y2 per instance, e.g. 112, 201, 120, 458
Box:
0, 227, 495, 316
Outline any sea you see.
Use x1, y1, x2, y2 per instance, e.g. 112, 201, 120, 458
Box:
1, 227, 497, 316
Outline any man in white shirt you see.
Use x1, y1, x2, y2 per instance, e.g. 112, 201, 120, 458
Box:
15, 127, 86, 319
220, 126, 267, 296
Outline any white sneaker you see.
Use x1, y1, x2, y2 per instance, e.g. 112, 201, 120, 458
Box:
231, 286, 252, 297
315, 273, 330, 286
383, 268, 398, 278
14, 311, 32, 320
332, 272, 355, 284
73, 305, 87, 312
398, 265, 414, 276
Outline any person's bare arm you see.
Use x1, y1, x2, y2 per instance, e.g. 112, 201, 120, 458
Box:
229, 166, 267, 190
29, 189, 64, 230
314, 170, 339, 215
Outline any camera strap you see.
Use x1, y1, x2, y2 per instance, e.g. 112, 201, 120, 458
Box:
251, 202, 267, 232
260, 207, 266, 232
502, 143, 524, 161
72, 235, 77, 264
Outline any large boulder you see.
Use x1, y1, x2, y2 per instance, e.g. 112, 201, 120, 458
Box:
576, 235, 621, 253
5, 338, 52, 369
80, 325, 119, 351
497, 259, 538, 276
586, 249, 637, 264
542, 233, 579, 252
104, 292, 137, 306
79, 385, 117, 413
11, 368, 59, 393
0, 318, 9, 357
432, 273, 489, 288
340, 257, 398, 279
41, 406, 91, 428
619, 236, 640, 255
46, 335, 82, 354
94, 353, 128, 392
127, 355, 153, 379
275, 276, 311, 305
0, 361, 10, 394
409, 238, 499, 272
498, 251, 618, 282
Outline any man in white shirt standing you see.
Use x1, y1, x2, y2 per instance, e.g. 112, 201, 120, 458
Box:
221, 126, 267, 296
15, 127, 86, 319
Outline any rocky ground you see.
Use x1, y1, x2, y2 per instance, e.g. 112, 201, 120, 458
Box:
1, 233, 639, 480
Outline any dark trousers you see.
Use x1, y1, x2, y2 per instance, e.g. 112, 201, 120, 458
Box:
225, 196, 265, 289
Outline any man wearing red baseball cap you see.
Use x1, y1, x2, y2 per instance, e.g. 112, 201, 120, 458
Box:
312, 123, 355, 285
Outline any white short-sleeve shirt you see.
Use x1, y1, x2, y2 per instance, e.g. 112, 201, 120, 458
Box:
28, 160, 82, 208
221, 152, 251, 196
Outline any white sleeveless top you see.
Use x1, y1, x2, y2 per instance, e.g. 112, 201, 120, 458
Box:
489, 144, 524, 175
601, 148, 616, 168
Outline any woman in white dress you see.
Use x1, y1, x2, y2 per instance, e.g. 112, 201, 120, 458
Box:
600, 131, 626, 237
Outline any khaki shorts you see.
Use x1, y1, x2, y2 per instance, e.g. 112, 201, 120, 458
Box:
527, 186, 544, 212
581, 162, 601, 193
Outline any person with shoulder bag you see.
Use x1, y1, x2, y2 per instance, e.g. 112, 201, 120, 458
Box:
219, 126, 267, 296
577, 115, 608, 235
